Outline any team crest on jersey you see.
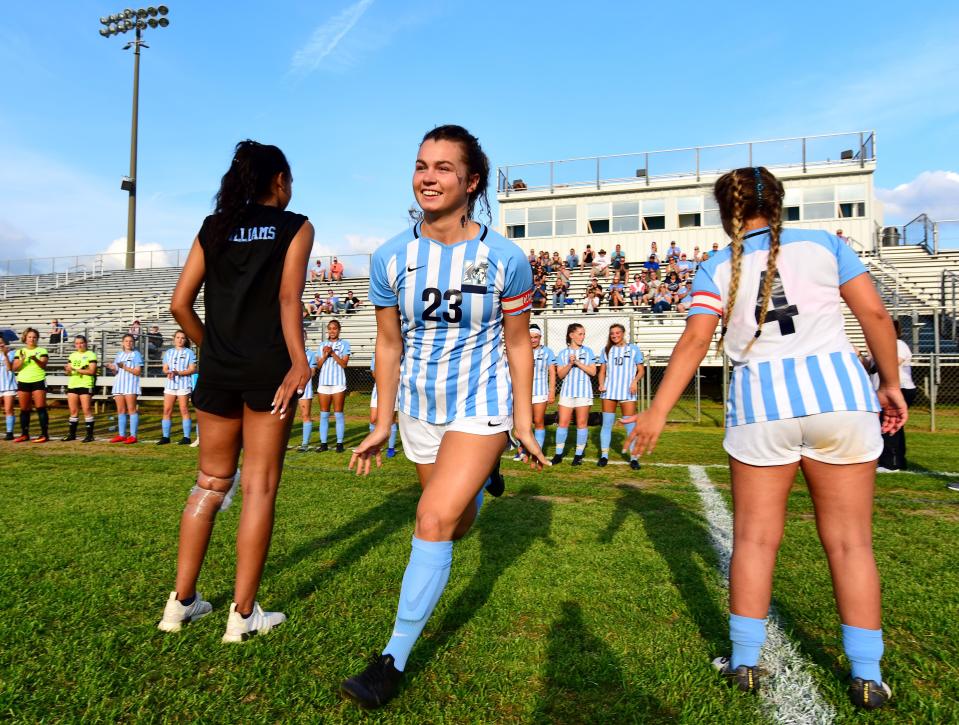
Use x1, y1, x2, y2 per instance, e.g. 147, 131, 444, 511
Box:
462, 260, 489, 294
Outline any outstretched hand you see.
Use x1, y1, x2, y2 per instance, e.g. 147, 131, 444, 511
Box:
513, 429, 551, 471
349, 427, 389, 475
623, 409, 667, 459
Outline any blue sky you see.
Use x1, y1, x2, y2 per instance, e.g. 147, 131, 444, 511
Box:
2, 0, 958, 264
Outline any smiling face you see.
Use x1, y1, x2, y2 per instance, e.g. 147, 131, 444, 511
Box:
413, 138, 476, 218
530, 330, 542, 348
327, 321, 340, 340
24, 330, 38, 348
609, 325, 624, 345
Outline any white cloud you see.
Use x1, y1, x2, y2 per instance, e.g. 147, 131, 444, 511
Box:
309, 233, 383, 277
99, 237, 179, 271
876, 171, 959, 224
290, 0, 375, 75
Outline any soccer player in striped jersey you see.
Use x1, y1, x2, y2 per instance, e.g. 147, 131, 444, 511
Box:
296, 330, 319, 452
0, 339, 16, 440
627, 167, 907, 710
552, 323, 597, 466
107, 333, 143, 444
529, 324, 556, 453
158, 331, 197, 445
369, 351, 398, 458
597, 323, 644, 468
315, 319, 350, 453
62, 335, 98, 442
342, 125, 547, 709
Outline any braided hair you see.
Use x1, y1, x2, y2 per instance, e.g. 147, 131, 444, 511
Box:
712, 166, 785, 354
208, 140, 291, 250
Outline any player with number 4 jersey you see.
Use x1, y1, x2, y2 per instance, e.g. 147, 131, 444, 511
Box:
627, 166, 907, 710
343, 125, 548, 711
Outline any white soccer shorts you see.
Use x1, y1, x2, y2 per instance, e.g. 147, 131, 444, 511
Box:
398, 411, 512, 464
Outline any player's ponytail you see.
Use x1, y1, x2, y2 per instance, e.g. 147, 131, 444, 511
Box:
209, 140, 291, 249
418, 125, 491, 224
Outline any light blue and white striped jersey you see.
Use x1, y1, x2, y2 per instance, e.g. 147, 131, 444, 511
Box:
111, 350, 143, 395
689, 227, 880, 426
1, 349, 16, 392
557, 346, 596, 399
533, 345, 556, 398
600, 343, 644, 401
370, 353, 379, 407
318, 339, 351, 387
369, 222, 533, 424
163, 347, 196, 391
302, 349, 319, 398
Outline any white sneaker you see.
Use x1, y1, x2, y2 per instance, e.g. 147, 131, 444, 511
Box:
157, 591, 213, 632
221, 601, 286, 643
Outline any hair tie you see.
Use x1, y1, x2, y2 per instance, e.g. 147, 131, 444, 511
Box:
720, 325, 728, 338
753, 329, 762, 339
754, 167, 764, 209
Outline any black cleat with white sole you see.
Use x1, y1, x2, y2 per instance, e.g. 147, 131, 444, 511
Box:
341, 653, 404, 709
630, 459, 641, 470
571, 454, 584, 466
597, 456, 608, 467
551, 453, 564, 465
849, 678, 891, 710
712, 656, 762, 693
485, 462, 505, 497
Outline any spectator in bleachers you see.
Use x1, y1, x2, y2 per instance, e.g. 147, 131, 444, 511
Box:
552, 273, 568, 309
608, 272, 626, 308
693, 245, 702, 263
592, 249, 611, 279
566, 248, 580, 270
712, 241, 720, 254
649, 241, 659, 260
147, 324, 164, 358
316, 319, 350, 453
551, 251, 562, 272
107, 333, 142, 444
678, 253, 694, 275
159, 330, 196, 445
651, 283, 671, 313
327, 288, 342, 314
344, 289, 362, 313
667, 241, 681, 260
582, 244, 595, 266
611, 243, 625, 266
836, 229, 849, 245
643, 254, 660, 274
555, 260, 571, 285
674, 281, 692, 313
62, 335, 97, 442
582, 278, 603, 313
665, 270, 682, 298
48, 319, 67, 346
700, 251, 710, 264
532, 272, 548, 311
330, 256, 344, 281
628, 273, 647, 308
128, 319, 142, 341
1, 338, 16, 440
12, 327, 49, 443
310, 258, 327, 283
308, 292, 325, 316
528, 248, 537, 265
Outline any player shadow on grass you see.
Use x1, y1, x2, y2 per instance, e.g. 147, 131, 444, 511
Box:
406, 487, 554, 672
265, 492, 420, 608
532, 600, 675, 724
598, 484, 727, 655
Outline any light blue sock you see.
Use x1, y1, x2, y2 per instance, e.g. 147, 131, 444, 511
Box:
302, 421, 313, 446
5, 414, 14, 433
161, 418, 172, 439
534, 427, 546, 448
369, 422, 375, 433
554, 426, 568, 455
182, 418, 192, 439
383, 537, 453, 671
623, 419, 637, 459
575, 427, 588, 455
600, 412, 615, 456
117, 413, 127, 437
319, 412, 329, 443
335, 412, 345, 443
130, 413, 139, 437
842, 624, 884, 682
475, 488, 485, 515
389, 422, 398, 449
730, 613, 767, 668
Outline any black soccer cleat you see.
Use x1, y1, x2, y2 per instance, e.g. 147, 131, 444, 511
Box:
485, 463, 505, 498
597, 456, 608, 467
551, 453, 564, 465
3, 432, 13, 441
61, 432, 77, 442
82, 432, 95, 443
571, 454, 584, 466
157, 437, 171, 445
341, 653, 404, 709
712, 656, 761, 693
336, 443, 345, 453
629, 459, 641, 470
849, 678, 891, 710
178, 437, 191, 446
316, 443, 329, 453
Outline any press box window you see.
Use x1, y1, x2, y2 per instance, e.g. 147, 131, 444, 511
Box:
505, 208, 526, 239
555, 205, 576, 236
704, 194, 720, 226
803, 185, 834, 221
612, 201, 639, 232
527, 207, 552, 237
782, 188, 801, 222
837, 183, 866, 218
588, 203, 610, 234
678, 196, 702, 228
641, 198, 665, 230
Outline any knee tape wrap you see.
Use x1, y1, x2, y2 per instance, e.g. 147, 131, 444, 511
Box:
186, 470, 237, 520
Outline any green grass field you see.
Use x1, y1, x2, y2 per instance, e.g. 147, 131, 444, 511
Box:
2, 398, 957, 723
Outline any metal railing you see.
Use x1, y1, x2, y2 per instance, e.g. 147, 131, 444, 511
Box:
497, 131, 876, 196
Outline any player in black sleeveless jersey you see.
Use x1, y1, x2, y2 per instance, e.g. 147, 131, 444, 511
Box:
157, 140, 314, 643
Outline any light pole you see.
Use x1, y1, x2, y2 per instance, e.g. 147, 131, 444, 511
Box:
99, 6, 170, 270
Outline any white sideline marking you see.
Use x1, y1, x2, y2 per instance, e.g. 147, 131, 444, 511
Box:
688, 465, 836, 725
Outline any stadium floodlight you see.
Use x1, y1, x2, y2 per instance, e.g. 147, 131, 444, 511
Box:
96, 6, 171, 269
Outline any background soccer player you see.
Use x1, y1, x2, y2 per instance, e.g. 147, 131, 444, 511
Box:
295, 330, 319, 452
369, 351, 398, 458
62, 335, 97, 442
553, 323, 597, 465
0, 338, 18, 440
157, 140, 314, 643
315, 319, 350, 453
12, 327, 49, 443
159, 330, 196, 445
529, 324, 555, 454
342, 124, 547, 709
596, 323, 644, 468
107, 333, 143, 444
628, 166, 907, 710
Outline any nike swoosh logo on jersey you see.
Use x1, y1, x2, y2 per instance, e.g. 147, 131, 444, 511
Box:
407, 264, 424, 272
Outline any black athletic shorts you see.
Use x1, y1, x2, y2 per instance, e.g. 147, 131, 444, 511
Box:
67, 387, 92, 396
192, 380, 297, 417
17, 380, 46, 392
